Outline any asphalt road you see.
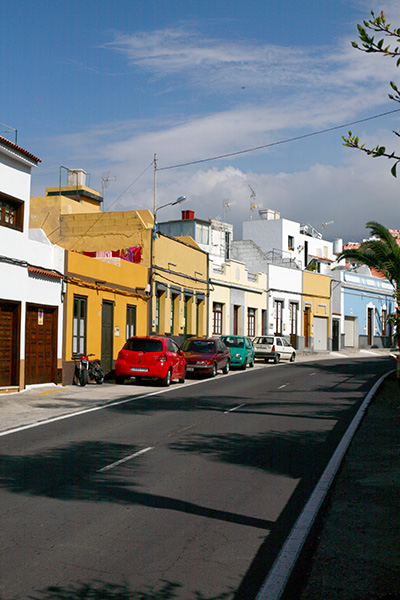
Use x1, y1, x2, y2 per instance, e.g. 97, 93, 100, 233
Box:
0, 357, 391, 600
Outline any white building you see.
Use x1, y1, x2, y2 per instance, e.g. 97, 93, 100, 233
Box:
0, 136, 64, 392
243, 209, 335, 273
158, 210, 233, 268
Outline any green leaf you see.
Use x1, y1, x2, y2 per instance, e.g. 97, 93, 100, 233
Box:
391, 162, 398, 177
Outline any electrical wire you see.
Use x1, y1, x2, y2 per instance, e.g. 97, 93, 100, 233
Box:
158, 107, 400, 171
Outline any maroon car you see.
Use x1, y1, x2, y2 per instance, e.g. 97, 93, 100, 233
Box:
181, 337, 230, 377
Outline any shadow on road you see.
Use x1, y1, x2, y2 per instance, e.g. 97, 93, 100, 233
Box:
0, 579, 234, 600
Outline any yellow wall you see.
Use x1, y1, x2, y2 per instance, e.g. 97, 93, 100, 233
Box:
152, 234, 208, 337
209, 260, 268, 336
64, 251, 148, 380
302, 271, 331, 334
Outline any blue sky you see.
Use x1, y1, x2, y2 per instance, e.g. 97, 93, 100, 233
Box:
2, 0, 400, 242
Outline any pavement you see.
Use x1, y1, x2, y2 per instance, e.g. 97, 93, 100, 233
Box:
0, 349, 399, 600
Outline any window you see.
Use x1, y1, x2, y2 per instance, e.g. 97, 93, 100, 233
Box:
0, 192, 24, 231
126, 305, 136, 339
288, 235, 294, 250
72, 295, 87, 356
247, 308, 255, 337
213, 303, 223, 335
171, 294, 179, 334
275, 301, 283, 335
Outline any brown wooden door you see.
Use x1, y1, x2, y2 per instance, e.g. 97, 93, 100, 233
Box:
368, 307, 373, 345
304, 306, 311, 348
101, 300, 114, 374
25, 304, 57, 385
290, 302, 298, 349
0, 301, 20, 386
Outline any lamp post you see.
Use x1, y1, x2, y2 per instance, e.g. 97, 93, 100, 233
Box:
149, 194, 187, 335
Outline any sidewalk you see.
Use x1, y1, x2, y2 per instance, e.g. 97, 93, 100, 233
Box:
297, 371, 400, 600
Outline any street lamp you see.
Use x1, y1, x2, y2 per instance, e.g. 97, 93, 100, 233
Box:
154, 195, 186, 233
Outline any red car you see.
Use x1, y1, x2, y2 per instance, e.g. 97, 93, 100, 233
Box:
115, 336, 186, 387
181, 337, 230, 377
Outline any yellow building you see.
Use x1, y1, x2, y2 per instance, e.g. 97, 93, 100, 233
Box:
63, 251, 148, 382
209, 260, 268, 337
302, 271, 331, 351
30, 174, 208, 368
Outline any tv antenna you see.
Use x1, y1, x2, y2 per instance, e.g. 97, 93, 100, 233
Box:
322, 220, 334, 230
101, 171, 117, 212
222, 198, 237, 220
248, 185, 260, 219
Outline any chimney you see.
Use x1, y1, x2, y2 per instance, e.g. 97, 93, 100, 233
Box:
182, 210, 195, 220
67, 169, 86, 187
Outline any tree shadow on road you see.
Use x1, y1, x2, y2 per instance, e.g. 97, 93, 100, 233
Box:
1, 579, 233, 600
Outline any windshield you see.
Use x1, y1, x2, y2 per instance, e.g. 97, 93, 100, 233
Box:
254, 337, 274, 344
124, 338, 163, 352
182, 340, 216, 353
221, 337, 244, 348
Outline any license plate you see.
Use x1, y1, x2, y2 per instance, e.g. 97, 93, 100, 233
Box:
186, 366, 195, 371
131, 367, 148, 372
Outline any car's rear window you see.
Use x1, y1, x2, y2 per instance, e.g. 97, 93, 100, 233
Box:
254, 337, 274, 344
124, 338, 163, 352
182, 340, 215, 353
222, 337, 244, 348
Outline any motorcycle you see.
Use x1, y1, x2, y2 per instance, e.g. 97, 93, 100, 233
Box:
74, 354, 105, 386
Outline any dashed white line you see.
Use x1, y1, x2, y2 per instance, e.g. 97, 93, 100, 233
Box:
278, 384, 288, 389
97, 447, 154, 473
224, 403, 246, 413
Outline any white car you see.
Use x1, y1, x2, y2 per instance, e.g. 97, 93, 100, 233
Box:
253, 336, 296, 363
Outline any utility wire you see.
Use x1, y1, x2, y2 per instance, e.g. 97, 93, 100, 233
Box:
158, 107, 400, 171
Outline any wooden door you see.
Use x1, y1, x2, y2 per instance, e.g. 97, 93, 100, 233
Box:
304, 306, 311, 348
0, 301, 20, 386
101, 301, 114, 375
289, 302, 298, 349
25, 304, 57, 385
368, 308, 373, 346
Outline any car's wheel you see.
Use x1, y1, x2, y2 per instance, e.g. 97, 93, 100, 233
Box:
290, 353, 296, 362
115, 375, 125, 385
222, 361, 230, 374
241, 360, 247, 370
210, 363, 217, 377
179, 367, 186, 383
160, 368, 172, 387
274, 354, 280, 364
249, 358, 255, 368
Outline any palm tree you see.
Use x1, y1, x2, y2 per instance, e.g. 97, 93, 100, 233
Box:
337, 221, 400, 345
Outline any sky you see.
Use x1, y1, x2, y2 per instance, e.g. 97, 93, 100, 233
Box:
2, 0, 400, 243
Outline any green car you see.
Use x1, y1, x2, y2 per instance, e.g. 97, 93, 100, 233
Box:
221, 335, 255, 370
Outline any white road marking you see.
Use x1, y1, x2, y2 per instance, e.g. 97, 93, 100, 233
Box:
255, 369, 394, 600
224, 403, 246, 413
98, 447, 154, 473
330, 352, 347, 357
278, 384, 288, 389
310, 373, 316, 376
360, 349, 381, 356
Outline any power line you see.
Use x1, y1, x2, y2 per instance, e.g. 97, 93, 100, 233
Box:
158, 107, 400, 171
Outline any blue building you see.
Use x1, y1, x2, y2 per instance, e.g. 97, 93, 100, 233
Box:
331, 268, 395, 350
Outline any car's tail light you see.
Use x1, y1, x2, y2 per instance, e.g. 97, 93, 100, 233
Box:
158, 353, 168, 362
271, 345, 275, 352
